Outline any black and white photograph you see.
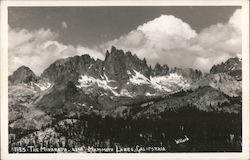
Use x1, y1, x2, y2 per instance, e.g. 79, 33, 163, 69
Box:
1, 0, 249, 159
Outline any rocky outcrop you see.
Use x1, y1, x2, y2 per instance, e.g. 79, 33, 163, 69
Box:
103, 46, 151, 82
210, 57, 241, 74
152, 63, 169, 76
8, 66, 38, 84
40, 55, 96, 83
170, 67, 203, 82
40, 46, 152, 84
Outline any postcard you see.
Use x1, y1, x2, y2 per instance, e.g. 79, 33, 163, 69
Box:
1, 0, 249, 159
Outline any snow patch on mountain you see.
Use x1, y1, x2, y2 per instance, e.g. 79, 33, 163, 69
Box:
120, 89, 133, 97
88, 64, 93, 69
141, 101, 154, 107
150, 73, 190, 92
129, 71, 191, 94
129, 70, 150, 85
145, 92, 156, 96
77, 75, 119, 96
77, 71, 191, 97
77, 75, 135, 97
104, 73, 115, 82
32, 82, 52, 91
74, 102, 86, 107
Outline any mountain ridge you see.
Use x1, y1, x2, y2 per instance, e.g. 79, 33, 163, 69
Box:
11, 46, 205, 83
9, 46, 242, 98
8, 46, 242, 129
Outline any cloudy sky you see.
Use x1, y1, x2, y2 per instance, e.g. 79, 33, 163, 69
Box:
8, 6, 241, 75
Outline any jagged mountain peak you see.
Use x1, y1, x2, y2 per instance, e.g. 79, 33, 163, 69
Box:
41, 54, 97, 82
9, 65, 38, 84
8, 48, 242, 124
107, 46, 140, 61
52, 54, 94, 67
10, 47, 241, 99
153, 63, 169, 76
40, 46, 153, 83
103, 46, 152, 81
210, 57, 242, 74
169, 67, 203, 81
209, 56, 242, 81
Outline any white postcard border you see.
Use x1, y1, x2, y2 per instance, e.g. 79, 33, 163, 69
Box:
1, 1, 249, 160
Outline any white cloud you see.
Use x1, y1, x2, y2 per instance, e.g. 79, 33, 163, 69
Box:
137, 15, 197, 40
76, 46, 105, 60
9, 9, 241, 75
229, 9, 241, 30
190, 9, 241, 70
61, 21, 68, 29
8, 27, 104, 75
102, 9, 241, 72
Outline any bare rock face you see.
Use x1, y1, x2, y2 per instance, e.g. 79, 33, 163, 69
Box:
209, 73, 241, 97
41, 46, 152, 85
103, 46, 129, 83
40, 55, 96, 83
103, 46, 151, 83
8, 66, 38, 84
191, 57, 243, 97
8, 78, 53, 130
152, 63, 169, 76
210, 57, 242, 80
170, 67, 203, 82
192, 73, 242, 97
